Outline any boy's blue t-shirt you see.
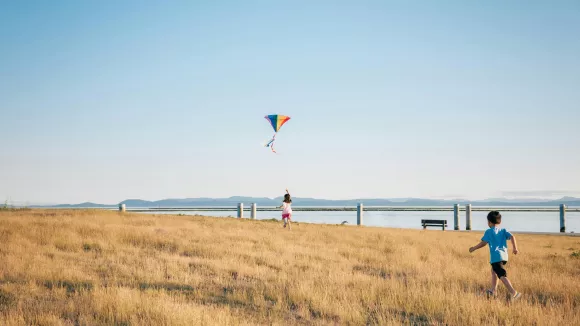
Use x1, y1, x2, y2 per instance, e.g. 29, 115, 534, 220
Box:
482, 227, 513, 263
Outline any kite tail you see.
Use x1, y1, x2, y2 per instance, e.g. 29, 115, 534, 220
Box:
265, 133, 277, 153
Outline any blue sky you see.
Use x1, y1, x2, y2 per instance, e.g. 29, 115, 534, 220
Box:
1, 0, 579, 204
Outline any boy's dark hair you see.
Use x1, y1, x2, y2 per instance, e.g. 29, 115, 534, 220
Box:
283, 193, 292, 203
487, 211, 502, 224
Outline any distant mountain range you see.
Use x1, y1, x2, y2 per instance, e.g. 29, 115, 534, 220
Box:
36, 196, 580, 208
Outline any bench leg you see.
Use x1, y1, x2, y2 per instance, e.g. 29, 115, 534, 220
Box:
442, 225, 445, 231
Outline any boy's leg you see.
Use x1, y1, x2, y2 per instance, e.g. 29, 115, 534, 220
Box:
283, 218, 287, 228
492, 262, 520, 299
492, 261, 517, 295
500, 277, 517, 296
490, 268, 499, 294
287, 219, 291, 230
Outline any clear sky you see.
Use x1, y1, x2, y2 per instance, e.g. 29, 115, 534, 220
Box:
1, 0, 579, 204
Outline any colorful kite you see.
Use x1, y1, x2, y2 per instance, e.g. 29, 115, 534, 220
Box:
264, 114, 291, 153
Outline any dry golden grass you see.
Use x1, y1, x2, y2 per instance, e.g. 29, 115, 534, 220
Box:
0, 209, 579, 325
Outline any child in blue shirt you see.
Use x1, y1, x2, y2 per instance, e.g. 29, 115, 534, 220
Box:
469, 211, 522, 300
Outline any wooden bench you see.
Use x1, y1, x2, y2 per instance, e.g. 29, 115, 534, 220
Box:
421, 219, 447, 230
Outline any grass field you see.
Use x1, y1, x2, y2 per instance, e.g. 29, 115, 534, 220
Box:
0, 209, 579, 325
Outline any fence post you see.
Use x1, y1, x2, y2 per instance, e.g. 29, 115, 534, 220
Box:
237, 203, 243, 218
119, 204, 126, 212
454, 204, 460, 230
357, 203, 363, 226
465, 204, 472, 231
560, 204, 566, 233
251, 203, 257, 219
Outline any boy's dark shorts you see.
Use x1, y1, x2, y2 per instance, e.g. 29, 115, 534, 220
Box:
491, 261, 508, 278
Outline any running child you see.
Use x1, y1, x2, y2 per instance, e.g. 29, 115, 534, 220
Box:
280, 189, 292, 230
469, 211, 522, 300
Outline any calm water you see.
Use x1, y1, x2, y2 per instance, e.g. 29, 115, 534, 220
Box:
147, 210, 580, 233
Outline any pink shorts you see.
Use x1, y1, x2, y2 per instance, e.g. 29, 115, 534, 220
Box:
282, 213, 291, 220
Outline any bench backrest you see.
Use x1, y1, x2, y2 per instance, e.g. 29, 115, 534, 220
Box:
421, 219, 447, 225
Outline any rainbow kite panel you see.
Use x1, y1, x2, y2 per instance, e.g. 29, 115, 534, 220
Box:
265, 114, 291, 133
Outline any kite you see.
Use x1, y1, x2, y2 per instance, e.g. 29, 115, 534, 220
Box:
264, 114, 291, 153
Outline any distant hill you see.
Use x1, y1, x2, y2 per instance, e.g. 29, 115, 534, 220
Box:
48, 202, 112, 208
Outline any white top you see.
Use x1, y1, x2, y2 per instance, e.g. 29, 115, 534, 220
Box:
282, 202, 292, 214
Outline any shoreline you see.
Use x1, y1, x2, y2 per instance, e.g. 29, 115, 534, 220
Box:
149, 210, 580, 237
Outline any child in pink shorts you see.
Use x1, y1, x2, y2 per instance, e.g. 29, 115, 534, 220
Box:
280, 189, 292, 230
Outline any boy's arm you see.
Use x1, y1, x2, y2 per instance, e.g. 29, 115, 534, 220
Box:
469, 241, 487, 253
510, 235, 519, 254
286, 188, 290, 195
